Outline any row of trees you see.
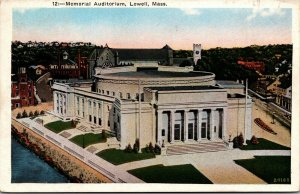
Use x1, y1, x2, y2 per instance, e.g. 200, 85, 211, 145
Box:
124, 139, 161, 154
16, 110, 45, 118
175, 44, 292, 85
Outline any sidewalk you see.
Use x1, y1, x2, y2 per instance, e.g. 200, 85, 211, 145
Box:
118, 149, 290, 184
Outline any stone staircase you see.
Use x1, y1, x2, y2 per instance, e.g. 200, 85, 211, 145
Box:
166, 141, 227, 155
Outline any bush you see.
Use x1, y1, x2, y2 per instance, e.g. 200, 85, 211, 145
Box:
101, 130, 107, 140
40, 110, 45, 115
16, 112, 22, 119
145, 144, 150, 153
22, 110, 28, 118
149, 142, 154, 153
233, 137, 239, 148
125, 144, 133, 153
250, 135, 259, 145
34, 110, 39, 116
154, 144, 161, 155
238, 133, 244, 147
29, 111, 33, 117
71, 119, 78, 128
133, 139, 140, 154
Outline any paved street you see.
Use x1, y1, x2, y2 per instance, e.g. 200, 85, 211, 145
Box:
252, 99, 291, 147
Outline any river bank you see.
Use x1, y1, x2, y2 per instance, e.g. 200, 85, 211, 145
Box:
11, 123, 112, 183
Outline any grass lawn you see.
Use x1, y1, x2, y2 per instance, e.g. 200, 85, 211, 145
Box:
44, 120, 73, 133
128, 164, 212, 184
96, 148, 156, 165
241, 138, 290, 150
235, 156, 291, 184
70, 133, 108, 148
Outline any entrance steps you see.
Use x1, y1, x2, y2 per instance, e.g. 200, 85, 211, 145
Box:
166, 141, 227, 155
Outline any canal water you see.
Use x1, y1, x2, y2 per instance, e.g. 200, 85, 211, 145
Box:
11, 136, 69, 183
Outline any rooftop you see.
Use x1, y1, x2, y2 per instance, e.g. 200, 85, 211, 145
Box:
103, 70, 213, 79
216, 80, 245, 89
146, 85, 221, 91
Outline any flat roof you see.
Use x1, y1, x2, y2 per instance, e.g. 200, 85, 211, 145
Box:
146, 85, 221, 91
103, 70, 212, 78
216, 80, 244, 88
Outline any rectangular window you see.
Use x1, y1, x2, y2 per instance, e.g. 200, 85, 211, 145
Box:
107, 91, 109, 95
188, 123, 193, 139
201, 123, 207, 138
98, 118, 102, 125
119, 92, 123, 99
112, 92, 115, 96
127, 93, 130, 99
94, 116, 96, 124
89, 115, 92, 122
174, 124, 180, 140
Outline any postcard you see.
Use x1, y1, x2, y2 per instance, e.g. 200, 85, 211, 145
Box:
0, 0, 299, 192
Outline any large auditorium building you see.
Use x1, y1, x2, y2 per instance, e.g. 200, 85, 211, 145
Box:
52, 45, 252, 149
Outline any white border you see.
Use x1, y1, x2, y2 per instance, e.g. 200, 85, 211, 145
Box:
0, 0, 299, 192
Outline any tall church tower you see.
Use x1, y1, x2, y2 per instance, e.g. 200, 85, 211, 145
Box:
193, 44, 201, 65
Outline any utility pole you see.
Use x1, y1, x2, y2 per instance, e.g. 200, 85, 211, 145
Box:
244, 79, 248, 145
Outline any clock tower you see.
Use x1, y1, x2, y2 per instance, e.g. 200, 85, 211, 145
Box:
193, 44, 201, 65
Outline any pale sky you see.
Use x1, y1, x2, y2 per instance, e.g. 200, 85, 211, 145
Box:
13, 8, 292, 50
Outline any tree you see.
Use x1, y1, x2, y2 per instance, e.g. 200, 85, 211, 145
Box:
237, 133, 244, 148
154, 144, 161, 155
29, 111, 33, 117
149, 142, 154, 153
34, 110, 39, 116
250, 135, 259, 145
22, 110, 28, 118
125, 144, 133, 153
101, 130, 107, 140
133, 139, 140, 153
16, 112, 22, 119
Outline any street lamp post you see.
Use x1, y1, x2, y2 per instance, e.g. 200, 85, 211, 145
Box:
271, 112, 275, 124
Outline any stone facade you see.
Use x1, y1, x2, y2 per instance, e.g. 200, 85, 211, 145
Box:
52, 64, 252, 149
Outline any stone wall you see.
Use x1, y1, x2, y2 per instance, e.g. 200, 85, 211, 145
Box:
11, 119, 113, 183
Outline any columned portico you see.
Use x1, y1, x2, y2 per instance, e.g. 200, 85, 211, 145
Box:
157, 107, 227, 145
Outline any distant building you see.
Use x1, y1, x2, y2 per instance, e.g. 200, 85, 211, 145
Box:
29, 65, 46, 75
49, 50, 89, 79
11, 67, 35, 109
237, 61, 265, 73
275, 85, 292, 112
87, 44, 174, 78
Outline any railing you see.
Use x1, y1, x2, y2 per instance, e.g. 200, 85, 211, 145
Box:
12, 118, 142, 183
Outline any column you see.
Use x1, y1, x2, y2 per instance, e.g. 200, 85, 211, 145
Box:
210, 109, 215, 140
53, 92, 57, 114
157, 110, 163, 146
84, 97, 88, 121
222, 108, 227, 141
170, 110, 175, 143
58, 93, 62, 115
184, 110, 189, 142
197, 109, 203, 142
